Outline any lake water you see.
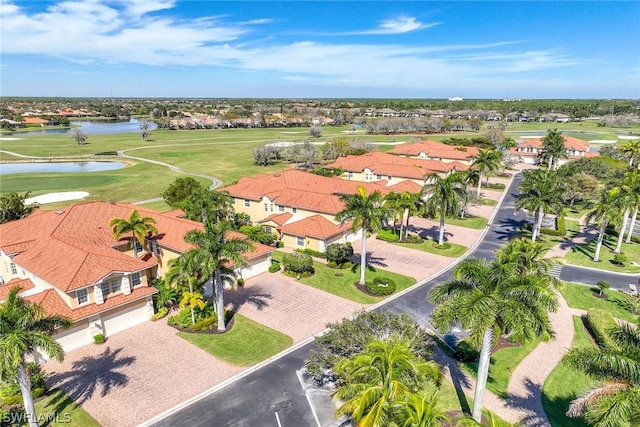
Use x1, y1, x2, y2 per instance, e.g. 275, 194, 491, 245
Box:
0, 161, 125, 175
12, 118, 157, 136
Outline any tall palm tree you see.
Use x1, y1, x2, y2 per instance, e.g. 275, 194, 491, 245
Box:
540, 128, 567, 171
336, 187, 392, 285
469, 148, 503, 198
611, 172, 639, 253
428, 252, 558, 422
516, 169, 565, 242
0, 288, 72, 427
622, 170, 640, 244
422, 172, 468, 246
498, 237, 557, 278
564, 317, 640, 426
334, 337, 441, 427
385, 191, 421, 240
620, 139, 640, 168
180, 221, 254, 332
0, 192, 39, 224
109, 209, 159, 253
585, 189, 623, 262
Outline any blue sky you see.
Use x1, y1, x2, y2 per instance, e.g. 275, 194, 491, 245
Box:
1, 1, 639, 98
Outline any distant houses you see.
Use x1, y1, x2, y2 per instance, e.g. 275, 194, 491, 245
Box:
508, 135, 599, 165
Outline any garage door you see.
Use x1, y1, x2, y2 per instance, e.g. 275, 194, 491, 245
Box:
102, 300, 149, 337
53, 320, 91, 353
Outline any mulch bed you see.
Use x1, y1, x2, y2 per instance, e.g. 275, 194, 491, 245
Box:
492, 335, 522, 352
592, 292, 608, 299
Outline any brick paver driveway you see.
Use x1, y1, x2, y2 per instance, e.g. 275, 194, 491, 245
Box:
44, 321, 243, 427
226, 273, 365, 343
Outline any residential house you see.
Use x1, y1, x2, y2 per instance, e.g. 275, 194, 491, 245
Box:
389, 140, 480, 165
0, 201, 273, 354
508, 135, 599, 165
221, 169, 422, 251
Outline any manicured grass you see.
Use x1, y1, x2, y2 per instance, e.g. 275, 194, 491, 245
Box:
461, 339, 540, 398
560, 282, 638, 322
32, 388, 100, 427
564, 233, 640, 274
542, 316, 593, 427
447, 215, 488, 230
272, 251, 416, 304
136, 199, 172, 212
518, 220, 581, 252
395, 240, 468, 258
563, 205, 591, 221
178, 314, 293, 366
481, 198, 498, 207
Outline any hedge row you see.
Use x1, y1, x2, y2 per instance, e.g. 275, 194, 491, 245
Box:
294, 248, 327, 259
584, 308, 617, 349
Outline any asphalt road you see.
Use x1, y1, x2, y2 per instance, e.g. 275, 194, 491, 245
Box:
150, 173, 638, 427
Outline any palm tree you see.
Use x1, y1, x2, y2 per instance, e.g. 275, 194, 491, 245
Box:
109, 209, 159, 253
180, 220, 254, 332
178, 290, 206, 319
540, 128, 567, 171
623, 170, 640, 244
469, 148, 503, 198
0, 288, 72, 427
611, 172, 639, 253
620, 139, 640, 168
516, 169, 565, 242
336, 187, 392, 285
165, 257, 206, 325
385, 191, 422, 240
0, 192, 39, 224
334, 337, 441, 427
422, 172, 468, 246
428, 252, 558, 422
498, 237, 557, 278
392, 391, 448, 427
585, 189, 623, 262
564, 317, 640, 426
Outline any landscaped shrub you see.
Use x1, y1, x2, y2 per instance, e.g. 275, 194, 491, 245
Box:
596, 280, 610, 296
584, 309, 617, 348
432, 242, 451, 250
295, 248, 326, 259
268, 261, 281, 273
340, 261, 353, 269
168, 303, 215, 329
276, 241, 284, 248
365, 277, 397, 296
402, 234, 423, 244
1, 394, 23, 406
327, 261, 337, 268
93, 333, 106, 344
326, 243, 354, 265
236, 278, 245, 286
481, 182, 506, 190
189, 315, 217, 332
612, 253, 628, 266
283, 252, 314, 274
455, 340, 479, 362
376, 229, 399, 242
150, 306, 169, 321
239, 225, 278, 245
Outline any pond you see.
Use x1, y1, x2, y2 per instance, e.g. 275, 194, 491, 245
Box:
11, 118, 157, 136
0, 161, 125, 175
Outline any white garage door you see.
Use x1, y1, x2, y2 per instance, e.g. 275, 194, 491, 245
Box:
102, 300, 149, 337
53, 320, 91, 353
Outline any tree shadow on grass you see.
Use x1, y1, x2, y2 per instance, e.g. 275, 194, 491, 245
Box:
46, 347, 135, 410
433, 346, 472, 415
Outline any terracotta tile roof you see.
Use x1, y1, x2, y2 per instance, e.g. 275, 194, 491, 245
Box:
518, 135, 591, 152
22, 117, 49, 125
222, 169, 402, 215
387, 180, 423, 193
25, 287, 157, 321
279, 215, 354, 239
258, 212, 293, 226
0, 278, 35, 300
390, 140, 480, 160
326, 152, 467, 180
226, 231, 274, 261
160, 209, 186, 218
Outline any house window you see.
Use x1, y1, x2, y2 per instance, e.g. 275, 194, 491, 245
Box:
376, 174, 382, 180
292, 207, 297, 214
100, 282, 111, 297
244, 199, 251, 208
111, 279, 121, 293
264, 203, 268, 212
264, 226, 272, 233
348, 172, 353, 179
131, 272, 142, 288
296, 236, 305, 247
150, 241, 161, 255
387, 175, 392, 180
279, 205, 285, 212
270, 204, 274, 212
10, 263, 17, 274
76, 289, 88, 306
133, 240, 142, 255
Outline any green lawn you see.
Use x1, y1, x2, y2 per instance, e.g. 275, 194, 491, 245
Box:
542, 316, 593, 427
461, 339, 540, 398
272, 251, 416, 304
481, 198, 498, 207
178, 314, 293, 366
447, 215, 488, 230
560, 282, 638, 322
395, 240, 468, 258
30, 388, 100, 427
518, 220, 581, 252
136, 199, 172, 212
564, 233, 640, 274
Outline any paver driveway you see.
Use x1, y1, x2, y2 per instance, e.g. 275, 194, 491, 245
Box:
226, 273, 366, 343
44, 321, 243, 427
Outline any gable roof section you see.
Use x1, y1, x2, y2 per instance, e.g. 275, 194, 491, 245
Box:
279, 215, 353, 240
326, 151, 467, 180
517, 135, 591, 152
390, 140, 480, 160
258, 212, 293, 226
0, 278, 36, 301
222, 169, 405, 215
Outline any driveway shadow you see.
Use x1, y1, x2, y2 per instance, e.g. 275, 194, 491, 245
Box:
46, 347, 135, 407
415, 226, 453, 242
503, 377, 549, 426
351, 252, 388, 269
226, 285, 272, 312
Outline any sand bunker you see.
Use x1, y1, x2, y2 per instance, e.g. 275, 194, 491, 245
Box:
0, 137, 21, 141
590, 140, 618, 144
618, 135, 640, 140
26, 191, 89, 205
